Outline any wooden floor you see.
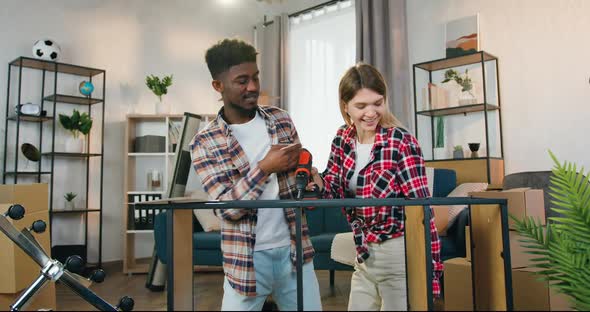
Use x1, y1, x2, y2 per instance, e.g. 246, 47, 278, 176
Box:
56, 263, 354, 311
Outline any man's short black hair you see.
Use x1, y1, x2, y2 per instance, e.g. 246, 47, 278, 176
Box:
205, 39, 258, 79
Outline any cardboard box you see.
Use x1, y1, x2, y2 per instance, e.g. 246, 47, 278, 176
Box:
487, 184, 504, 190
432, 205, 449, 235
0, 208, 50, 293
0, 184, 50, 294
443, 257, 473, 311
466, 226, 535, 268
509, 230, 536, 268
469, 188, 545, 230
513, 267, 572, 311
0, 283, 56, 311
0, 184, 48, 214
466, 225, 471, 261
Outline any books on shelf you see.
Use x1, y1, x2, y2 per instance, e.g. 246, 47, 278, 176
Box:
422, 83, 449, 110
127, 193, 163, 230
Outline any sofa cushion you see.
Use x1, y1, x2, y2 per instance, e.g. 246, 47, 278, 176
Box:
324, 208, 351, 233
194, 209, 221, 232
446, 182, 488, 228
311, 233, 337, 252
194, 231, 221, 250
331, 232, 355, 266
440, 235, 459, 261
305, 208, 325, 237
433, 168, 457, 197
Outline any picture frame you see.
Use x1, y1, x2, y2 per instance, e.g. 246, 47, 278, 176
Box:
445, 14, 480, 58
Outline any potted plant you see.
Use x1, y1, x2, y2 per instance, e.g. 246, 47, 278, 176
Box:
64, 192, 77, 210
511, 151, 590, 310
58, 109, 93, 153
433, 116, 446, 159
442, 68, 476, 105
146, 74, 173, 115
453, 145, 464, 159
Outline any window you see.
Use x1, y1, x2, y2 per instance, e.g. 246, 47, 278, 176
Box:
288, 0, 355, 170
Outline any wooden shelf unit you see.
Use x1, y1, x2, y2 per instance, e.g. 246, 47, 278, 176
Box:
122, 113, 215, 274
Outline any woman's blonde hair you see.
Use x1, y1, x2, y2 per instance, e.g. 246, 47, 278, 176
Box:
338, 63, 403, 128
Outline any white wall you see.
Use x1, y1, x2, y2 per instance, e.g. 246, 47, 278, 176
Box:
0, 0, 326, 263
407, 0, 590, 174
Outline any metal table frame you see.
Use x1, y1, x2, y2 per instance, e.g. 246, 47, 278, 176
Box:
135, 196, 512, 311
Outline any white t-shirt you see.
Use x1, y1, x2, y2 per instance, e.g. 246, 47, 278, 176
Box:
348, 141, 373, 195
228, 112, 291, 251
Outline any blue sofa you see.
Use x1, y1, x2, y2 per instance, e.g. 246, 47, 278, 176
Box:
153, 168, 462, 286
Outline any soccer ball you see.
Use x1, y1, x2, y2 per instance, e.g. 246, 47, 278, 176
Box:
32, 39, 61, 61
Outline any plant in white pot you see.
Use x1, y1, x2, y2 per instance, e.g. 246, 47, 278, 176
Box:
59, 109, 93, 153
442, 68, 476, 105
64, 192, 77, 210
146, 74, 173, 114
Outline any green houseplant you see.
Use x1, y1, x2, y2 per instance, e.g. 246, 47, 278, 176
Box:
442, 68, 476, 105
511, 151, 590, 311
59, 109, 93, 153
453, 145, 464, 159
59, 109, 93, 138
146, 74, 173, 114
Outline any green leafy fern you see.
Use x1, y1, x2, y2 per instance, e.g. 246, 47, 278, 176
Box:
511, 151, 590, 311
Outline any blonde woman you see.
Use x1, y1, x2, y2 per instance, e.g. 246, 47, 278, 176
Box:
310, 63, 442, 311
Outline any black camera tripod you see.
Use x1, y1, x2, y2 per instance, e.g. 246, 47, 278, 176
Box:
0, 204, 134, 311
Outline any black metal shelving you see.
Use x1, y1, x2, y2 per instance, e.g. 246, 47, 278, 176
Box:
2, 56, 105, 269
413, 51, 504, 184
7, 115, 54, 122
416, 103, 500, 117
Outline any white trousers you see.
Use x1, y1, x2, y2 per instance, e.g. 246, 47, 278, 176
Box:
348, 236, 407, 311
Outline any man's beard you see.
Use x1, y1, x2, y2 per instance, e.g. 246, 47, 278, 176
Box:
229, 92, 258, 114
226, 99, 257, 119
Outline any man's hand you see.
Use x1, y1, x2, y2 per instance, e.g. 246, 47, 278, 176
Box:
258, 143, 302, 174
306, 167, 324, 191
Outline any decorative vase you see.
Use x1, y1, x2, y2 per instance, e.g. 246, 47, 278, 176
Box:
453, 149, 464, 159
65, 136, 84, 153
65, 201, 75, 210
458, 90, 477, 105
468, 143, 481, 158
147, 169, 161, 191
155, 99, 170, 115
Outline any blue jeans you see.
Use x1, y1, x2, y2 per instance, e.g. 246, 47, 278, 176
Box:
221, 245, 322, 311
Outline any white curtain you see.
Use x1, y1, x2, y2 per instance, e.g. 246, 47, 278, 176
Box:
288, 0, 356, 171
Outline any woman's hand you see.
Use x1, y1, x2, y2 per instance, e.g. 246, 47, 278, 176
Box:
306, 167, 324, 191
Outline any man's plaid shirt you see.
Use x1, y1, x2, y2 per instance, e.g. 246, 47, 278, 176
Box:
189, 106, 315, 297
320, 124, 443, 296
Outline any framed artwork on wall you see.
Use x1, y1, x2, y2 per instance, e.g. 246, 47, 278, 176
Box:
445, 14, 480, 58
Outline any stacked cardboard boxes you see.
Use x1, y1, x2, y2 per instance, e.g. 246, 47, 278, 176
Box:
443, 188, 572, 311
0, 184, 56, 310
